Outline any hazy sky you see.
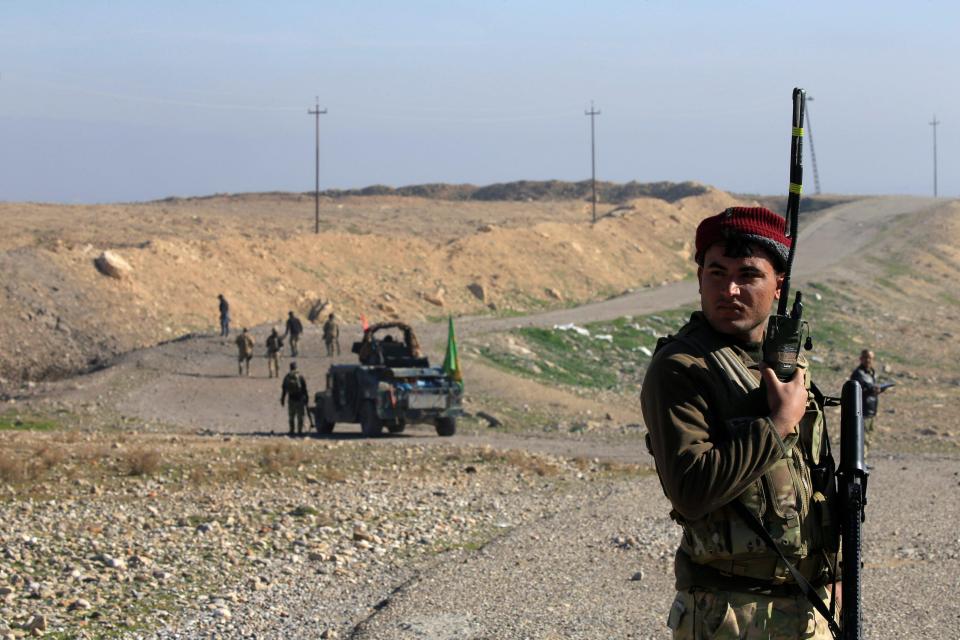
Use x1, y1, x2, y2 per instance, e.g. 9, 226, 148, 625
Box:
1, 1, 956, 203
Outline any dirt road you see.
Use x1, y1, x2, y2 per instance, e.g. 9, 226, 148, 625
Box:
83, 195, 935, 444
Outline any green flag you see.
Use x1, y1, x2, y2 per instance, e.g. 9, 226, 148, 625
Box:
442, 315, 463, 386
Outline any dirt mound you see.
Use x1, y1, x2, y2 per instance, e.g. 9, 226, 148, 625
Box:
0, 186, 753, 388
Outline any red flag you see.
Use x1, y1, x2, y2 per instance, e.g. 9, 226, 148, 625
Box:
361, 313, 369, 331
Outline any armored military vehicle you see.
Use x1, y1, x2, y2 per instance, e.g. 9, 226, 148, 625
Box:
312, 322, 462, 437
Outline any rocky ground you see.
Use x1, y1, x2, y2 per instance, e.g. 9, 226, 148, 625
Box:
1, 193, 958, 638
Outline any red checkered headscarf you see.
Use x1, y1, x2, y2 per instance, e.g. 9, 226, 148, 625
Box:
694, 206, 792, 270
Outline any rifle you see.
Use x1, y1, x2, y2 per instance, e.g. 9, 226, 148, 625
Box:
762, 87, 813, 381
879, 381, 896, 392
838, 379, 869, 639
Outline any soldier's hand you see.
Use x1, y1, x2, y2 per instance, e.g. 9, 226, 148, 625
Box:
761, 364, 807, 439
280, 399, 285, 407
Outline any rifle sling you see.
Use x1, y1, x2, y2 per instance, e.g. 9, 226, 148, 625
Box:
730, 500, 842, 640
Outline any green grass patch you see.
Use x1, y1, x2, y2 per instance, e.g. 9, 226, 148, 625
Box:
477, 306, 696, 392
0, 412, 59, 431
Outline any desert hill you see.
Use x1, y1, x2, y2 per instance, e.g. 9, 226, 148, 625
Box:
0, 181, 847, 388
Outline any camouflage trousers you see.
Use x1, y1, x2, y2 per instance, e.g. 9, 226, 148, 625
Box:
267, 352, 280, 378
324, 339, 340, 357
288, 400, 306, 435
667, 587, 835, 639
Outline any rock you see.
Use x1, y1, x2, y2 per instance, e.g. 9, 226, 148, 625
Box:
23, 613, 45, 633
423, 288, 445, 307
476, 411, 503, 428
321, 629, 339, 639
477, 224, 496, 233
68, 598, 92, 611
93, 250, 133, 279
467, 282, 488, 303
196, 521, 220, 534
631, 570, 644, 582
378, 302, 398, 316
545, 287, 563, 301
213, 607, 231, 620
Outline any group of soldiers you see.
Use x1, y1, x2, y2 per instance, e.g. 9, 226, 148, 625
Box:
218, 299, 341, 377
218, 298, 343, 436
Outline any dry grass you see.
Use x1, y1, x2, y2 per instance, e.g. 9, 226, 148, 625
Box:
124, 447, 162, 476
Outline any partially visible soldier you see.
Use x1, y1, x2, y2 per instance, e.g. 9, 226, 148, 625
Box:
217, 294, 230, 337
235, 327, 254, 376
265, 328, 283, 378
323, 313, 340, 357
641, 207, 839, 638
280, 362, 309, 437
283, 311, 304, 357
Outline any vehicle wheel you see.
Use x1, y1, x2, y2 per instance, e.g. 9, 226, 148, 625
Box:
387, 421, 405, 434
360, 401, 383, 437
317, 418, 335, 434
316, 397, 336, 434
435, 416, 457, 437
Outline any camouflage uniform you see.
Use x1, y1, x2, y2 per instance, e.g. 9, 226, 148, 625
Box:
668, 586, 834, 639
280, 369, 308, 436
265, 330, 283, 378
641, 312, 839, 639
849, 363, 879, 441
323, 315, 340, 357
235, 330, 254, 376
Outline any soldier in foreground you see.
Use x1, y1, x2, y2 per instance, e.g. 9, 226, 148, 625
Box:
217, 294, 230, 337
235, 328, 254, 376
283, 311, 304, 357
265, 328, 283, 378
280, 362, 308, 437
323, 312, 340, 357
641, 207, 839, 638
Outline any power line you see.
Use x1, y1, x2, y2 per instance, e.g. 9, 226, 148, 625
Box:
308, 97, 328, 234
930, 114, 940, 198
585, 101, 601, 224
806, 96, 821, 195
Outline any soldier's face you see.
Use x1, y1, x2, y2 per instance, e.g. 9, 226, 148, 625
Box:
698, 243, 783, 343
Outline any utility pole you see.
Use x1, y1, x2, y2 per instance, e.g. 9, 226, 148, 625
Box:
585, 101, 601, 223
806, 96, 822, 195
930, 114, 940, 198
308, 97, 328, 234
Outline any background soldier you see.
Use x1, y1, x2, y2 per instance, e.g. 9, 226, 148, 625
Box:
235, 327, 254, 376
283, 311, 304, 357
323, 313, 340, 357
850, 348, 888, 448
265, 327, 283, 378
217, 294, 230, 337
641, 207, 839, 638
280, 362, 308, 437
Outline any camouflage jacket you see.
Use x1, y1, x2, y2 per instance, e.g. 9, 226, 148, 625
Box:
323, 319, 339, 340
641, 312, 837, 591
235, 334, 254, 357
